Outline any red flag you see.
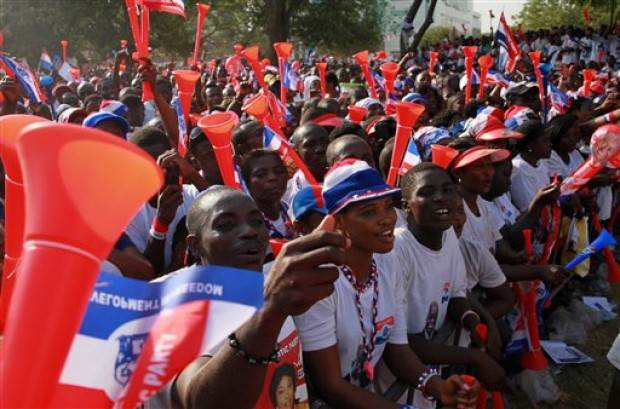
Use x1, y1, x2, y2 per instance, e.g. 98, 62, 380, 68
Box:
582, 7, 591, 26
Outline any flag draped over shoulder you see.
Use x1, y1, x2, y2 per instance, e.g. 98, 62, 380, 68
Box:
51, 265, 264, 409
0, 54, 47, 102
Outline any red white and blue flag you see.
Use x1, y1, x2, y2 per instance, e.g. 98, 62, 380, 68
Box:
282, 62, 301, 91
399, 139, 422, 176
494, 13, 520, 72
263, 124, 291, 154
548, 83, 571, 114
51, 265, 263, 408
486, 70, 511, 88
173, 97, 189, 156
142, 0, 186, 16
0, 54, 47, 103
39, 49, 54, 72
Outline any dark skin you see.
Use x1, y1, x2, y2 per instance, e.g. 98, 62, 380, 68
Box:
174, 189, 348, 409
205, 86, 223, 111
520, 131, 552, 167
189, 138, 224, 186
326, 135, 376, 168
403, 168, 506, 391
292, 123, 329, 182
245, 154, 288, 220
304, 195, 479, 408
452, 199, 515, 321
233, 122, 264, 162
456, 157, 526, 265
95, 119, 125, 139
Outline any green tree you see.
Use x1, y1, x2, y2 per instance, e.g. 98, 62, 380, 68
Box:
517, 0, 613, 31
0, 0, 383, 64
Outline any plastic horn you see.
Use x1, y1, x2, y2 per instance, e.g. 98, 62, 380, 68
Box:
347, 105, 367, 124
60, 39, 69, 62
592, 213, 620, 283
582, 68, 597, 97
242, 46, 267, 91
0, 115, 49, 331
0, 31, 4, 48
353, 50, 378, 99
198, 112, 241, 189
274, 42, 293, 105
520, 281, 549, 371
316, 62, 328, 97
233, 42, 244, 55
565, 228, 617, 271
386, 102, 425, 186
477, 55, 494, 99
192, 3, 211, 66
380, 61, 399, 94
522, 228, 533, 259
474, 324, 505, 409
270, 239, 286, 257
463, 46, 478, 104
124, 0, 142, 52
241, 92, 283, 136
138, 5, 154, 102
172, 70, 200, 126
528, 51, 545, 106
0, 122, 162, 408
428, 51, 439, 75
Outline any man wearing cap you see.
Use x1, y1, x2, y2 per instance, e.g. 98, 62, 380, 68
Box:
290, 186, 328, 235
83, 111, 130, 139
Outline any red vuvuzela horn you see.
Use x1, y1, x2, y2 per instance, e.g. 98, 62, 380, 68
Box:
274, 42, 293, 105
0, 122, 162, 408
353, 50, 378, 99
193, 3, 211, 66
316, 62, 328, 97
380, 62, 399, 94
463, 46, 478, 104
0, 115, 49, 331
242, 46, 266, 91
347, 105, 367, 124
387, 102, 425, 186
172, 70, 201, 154
241, 91, 283, 135
582, 68, 597, 97
477, 54, 494, 99
198, 112, 241, 189
431, 144, 460, 170
60, 39, 69, 62
428, 51, 439, 75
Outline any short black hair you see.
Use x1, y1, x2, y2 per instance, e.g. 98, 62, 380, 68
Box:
240, 149, 284, 184
400, 162, 448, 200
269, 364, 296, 407
120, 94, 142, 108
232, 120, 263, 150
329, 122, 366, 141
128, 126, 171, 150
545, 114, 578, 148
186, 186, 240, 236
515, 120, 545, 152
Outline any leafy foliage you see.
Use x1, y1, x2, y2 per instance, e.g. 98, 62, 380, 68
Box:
0, 0, 383, 64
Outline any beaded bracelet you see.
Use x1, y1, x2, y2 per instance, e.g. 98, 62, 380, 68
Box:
228, 332, 280, 365
416, 367, 439, 402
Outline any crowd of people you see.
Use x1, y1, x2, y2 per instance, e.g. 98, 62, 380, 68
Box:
1, 19, 620, 409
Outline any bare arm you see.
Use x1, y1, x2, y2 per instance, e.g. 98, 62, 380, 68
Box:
140, 62, 180, 150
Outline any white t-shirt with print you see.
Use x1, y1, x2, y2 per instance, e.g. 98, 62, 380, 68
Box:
293, 255, 409, 390
510, 154, 551, 212
126, 184, 200, 270
390, 227, 468, 338
547, 150, 584, 179
491, 192, 520, 225
459, 238, 507, 291
462, 197, 504, 253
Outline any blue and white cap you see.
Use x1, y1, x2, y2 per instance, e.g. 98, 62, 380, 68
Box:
322, 159, 400, 215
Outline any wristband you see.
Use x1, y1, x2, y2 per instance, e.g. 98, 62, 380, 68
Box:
460, 310, 480, 327
228, 332, 280, 365
152, 218, 169, 234
604, 111, 618, 124
149, 228, 167, 241
416, 367, 439, 401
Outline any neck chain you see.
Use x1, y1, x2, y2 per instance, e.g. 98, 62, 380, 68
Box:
341, 261, 379, 381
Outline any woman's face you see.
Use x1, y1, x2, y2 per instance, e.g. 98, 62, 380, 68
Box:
275, 375, 294, 409
247, 154, 288, 204
337, 196, 397, 254
457, 157, 495, 195
556, 125, 579, 154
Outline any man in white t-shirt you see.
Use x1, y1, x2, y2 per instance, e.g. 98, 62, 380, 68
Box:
395, 163, 506, 400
